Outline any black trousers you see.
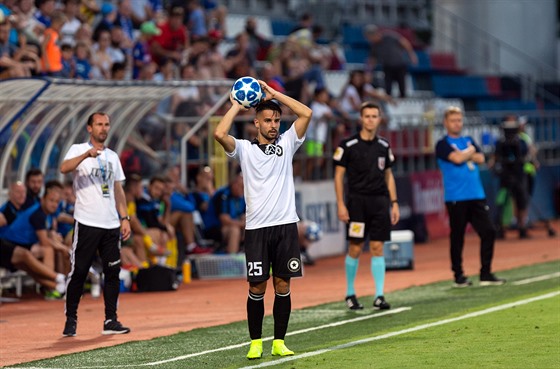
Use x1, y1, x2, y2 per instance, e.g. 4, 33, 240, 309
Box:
383, 65, 408, 98
445, 200, 496, 279
65, 222, 121, 321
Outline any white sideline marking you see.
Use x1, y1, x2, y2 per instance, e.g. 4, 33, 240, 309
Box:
239, 291, 560, 369
513, 272, 560, 285
4, 308, 410, 369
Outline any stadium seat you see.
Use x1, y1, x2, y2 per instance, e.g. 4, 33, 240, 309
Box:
432, 75, 490, 98
429, 52, 463, 74
270, 19, 297, 37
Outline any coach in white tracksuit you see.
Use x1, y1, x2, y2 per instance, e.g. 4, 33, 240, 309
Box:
214, 80, 312, 359
60, 111, 132, 337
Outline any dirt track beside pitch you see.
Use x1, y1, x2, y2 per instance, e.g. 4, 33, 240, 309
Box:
0, 222, 558, 367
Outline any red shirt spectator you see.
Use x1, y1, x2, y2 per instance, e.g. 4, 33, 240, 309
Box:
149, 7, 189, 66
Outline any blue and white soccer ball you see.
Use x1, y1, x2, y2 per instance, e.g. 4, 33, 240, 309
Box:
230, 76, 264, 108
304, 221, 323, 242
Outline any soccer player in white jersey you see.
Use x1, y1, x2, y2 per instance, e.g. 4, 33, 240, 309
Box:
214, 80, 312, 359
60, 112, 132, 337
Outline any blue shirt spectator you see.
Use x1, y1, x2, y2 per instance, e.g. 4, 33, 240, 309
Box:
2, 203, 54, 248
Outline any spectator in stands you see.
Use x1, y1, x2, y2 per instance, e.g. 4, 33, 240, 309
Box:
334, 101, 399, 311
33, 0, 55, 28
364, 24, 417, 98
74, 22, 93, 47
185, 0, 207, 40
123, 173, 163, 264
108, 24, 130, 65
150, 6, 189, 66
0, 237, 66, 299
60, 42, 73, 77
22, 168, 44, 210
56, 180, 75, 246
11, 0, 44, 44
0, 181, 26, 232
209, 170, 246, 254
136, 176, 179, 266
0, 181, 70, 283
492, 118, 530, 239
165, 166, 213, 255
40, 10, 66, 76
91, 29, 113, 79
92, 2, 116, 41
110, 61, 126, 80
305, 87, 333, 180
338, 69, 393, 122
73, 40, 92, 79
113, 0, 136, 44
59, 0, 82, 46
132, 20, 160, 79
224, 31, 255, 80
0, 14, 35, 79
244, 16, 272, 61
435, 106, 505, 287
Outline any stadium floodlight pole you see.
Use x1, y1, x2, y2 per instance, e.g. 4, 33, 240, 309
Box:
180, 90, 231, 189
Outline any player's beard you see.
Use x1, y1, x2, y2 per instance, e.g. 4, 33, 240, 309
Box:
260, 128, 277, 142
93, 132, 108, 144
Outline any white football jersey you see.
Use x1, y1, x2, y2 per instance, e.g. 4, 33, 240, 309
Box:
227, 124, 304, 230
64, 142, 125, 229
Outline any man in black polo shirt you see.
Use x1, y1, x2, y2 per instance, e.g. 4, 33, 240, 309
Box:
334, 101, 400, 311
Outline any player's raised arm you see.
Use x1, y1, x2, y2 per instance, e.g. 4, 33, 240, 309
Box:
214, 94, 245, 153
258, 80, 312, 139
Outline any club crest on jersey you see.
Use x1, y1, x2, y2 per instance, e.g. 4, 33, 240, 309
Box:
378, 157, 386, 170
287, 258, 301, 272
263, 144, 283, 156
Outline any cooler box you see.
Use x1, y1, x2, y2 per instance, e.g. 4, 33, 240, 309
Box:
383, 230, 414, 270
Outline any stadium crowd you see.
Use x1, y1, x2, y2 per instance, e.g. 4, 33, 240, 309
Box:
0, 1, 545, 302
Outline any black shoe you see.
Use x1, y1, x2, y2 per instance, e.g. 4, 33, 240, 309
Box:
102, 319, 131, 335
453, 275, 473, 288
345, 295, 364, 310
373, 296, 391, 310
519, 228, 530, 239
62, 318, 77, 337
480, 274, 506, 286
300, 249, 315, 266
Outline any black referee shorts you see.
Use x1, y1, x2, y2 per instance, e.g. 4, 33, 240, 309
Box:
244, 223, 302, 283
346, 194, 391, 242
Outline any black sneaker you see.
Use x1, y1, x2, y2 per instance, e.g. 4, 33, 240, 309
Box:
102, 319, 131, 335
62, 318, 77, 337
373, 296, 391, 310
453, 276, 473, 288
480, 274, 506, 286
345, 295, 364, 310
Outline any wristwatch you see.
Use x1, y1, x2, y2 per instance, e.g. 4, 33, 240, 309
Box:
120, 215, 131, 222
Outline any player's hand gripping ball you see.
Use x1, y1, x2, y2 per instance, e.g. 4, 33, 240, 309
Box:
230, 76, 264, 108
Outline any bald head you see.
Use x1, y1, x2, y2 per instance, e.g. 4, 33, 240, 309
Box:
9, 181, 26, 208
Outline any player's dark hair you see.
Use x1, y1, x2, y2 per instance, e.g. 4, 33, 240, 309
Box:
87, 112, 109, 126
25, 168, 43, 182
44, 180, 63, 196
255, 100, 282, 115
149, 176, 166, 185
359, 101, 381, 116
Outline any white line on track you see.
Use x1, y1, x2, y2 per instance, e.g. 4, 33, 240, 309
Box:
512, 272, 560, 285
239, 290, 560, 369
4, 308, 410, 369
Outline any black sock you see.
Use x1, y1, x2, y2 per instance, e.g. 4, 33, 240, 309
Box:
273, 291, 291, 340
247, 291, 265, 340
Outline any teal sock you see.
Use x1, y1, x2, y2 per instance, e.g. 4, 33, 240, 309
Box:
345, 255, 359, 297
371, 256, 386, 297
